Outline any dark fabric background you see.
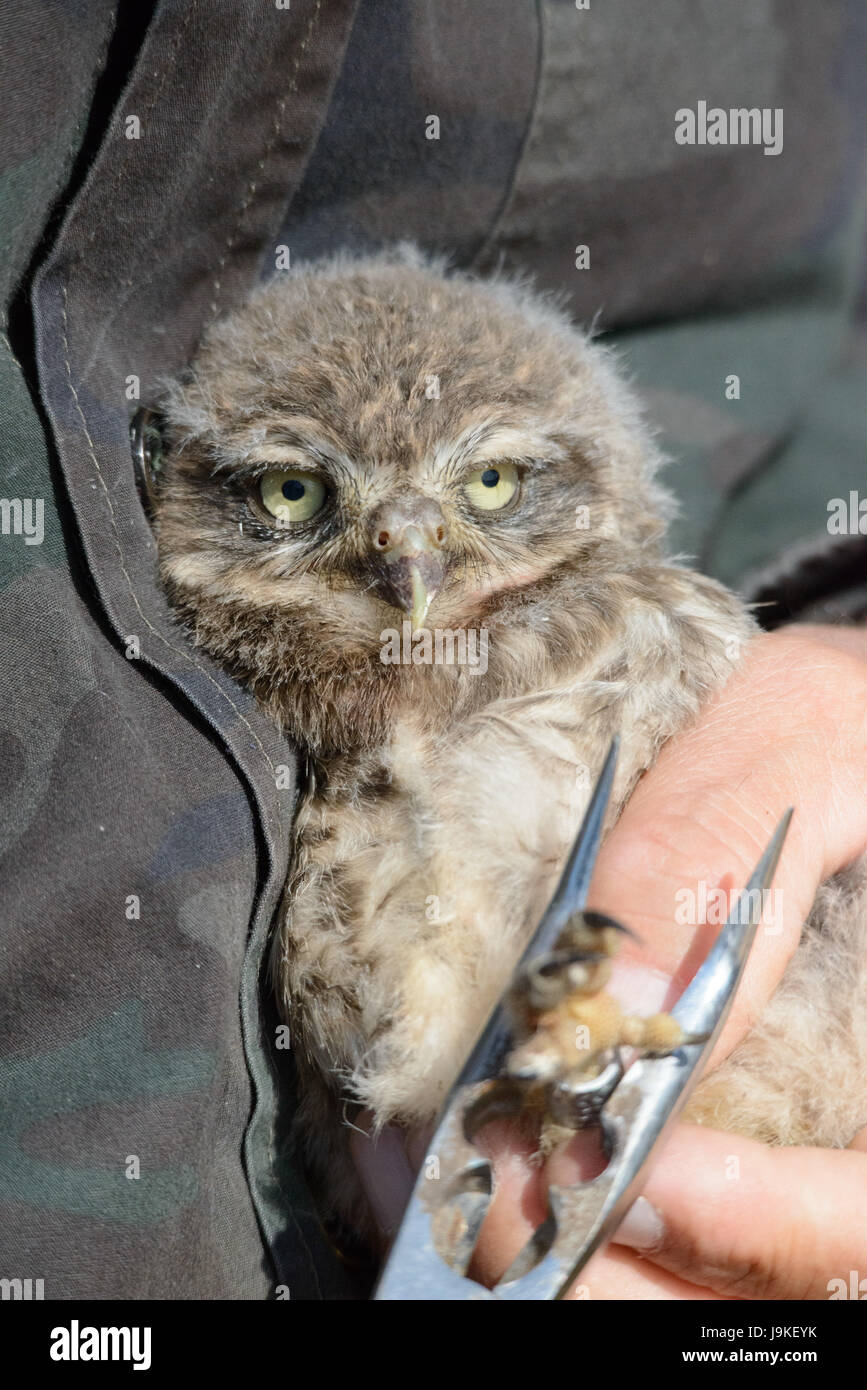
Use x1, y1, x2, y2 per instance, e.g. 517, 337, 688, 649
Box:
0, 0, 864, 1299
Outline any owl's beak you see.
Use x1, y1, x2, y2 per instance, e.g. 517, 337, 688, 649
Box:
375, 524, 445, 630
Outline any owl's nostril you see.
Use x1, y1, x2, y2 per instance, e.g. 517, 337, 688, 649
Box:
372, 514, 445, 555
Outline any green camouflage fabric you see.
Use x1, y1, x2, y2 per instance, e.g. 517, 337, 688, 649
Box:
0, 0, 363, 1301
476, 0, 867, 596
0, 0, 864, 1300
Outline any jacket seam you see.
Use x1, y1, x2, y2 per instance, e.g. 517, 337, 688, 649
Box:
209, 0, 324, 322
58, 280, 279, 785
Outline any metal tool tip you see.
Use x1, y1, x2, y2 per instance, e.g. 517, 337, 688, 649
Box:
756, 807, 794, 889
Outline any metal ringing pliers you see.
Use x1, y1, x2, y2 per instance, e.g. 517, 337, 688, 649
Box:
374, 739, 792, 1300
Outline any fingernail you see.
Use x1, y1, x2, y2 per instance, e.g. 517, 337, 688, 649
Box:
612, 1196, 665, 1253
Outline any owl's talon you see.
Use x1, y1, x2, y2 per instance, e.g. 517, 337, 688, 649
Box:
512, 909, 641, 1016
576, 910, 642, 946
511, 946, 608, 1017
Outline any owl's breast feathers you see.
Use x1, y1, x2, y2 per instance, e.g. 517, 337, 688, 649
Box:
153, 252, 766, 1239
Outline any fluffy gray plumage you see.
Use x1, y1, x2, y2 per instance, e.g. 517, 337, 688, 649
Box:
154, 248, 867, 1246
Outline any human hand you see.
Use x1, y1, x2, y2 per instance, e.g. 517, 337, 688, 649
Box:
352, 625, 867, 1296
470, 624, 867, 1298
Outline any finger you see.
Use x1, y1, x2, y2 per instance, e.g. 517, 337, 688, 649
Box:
471, 1122, 729, 1300
591, 626, 867, 1061
465, 1118, 548, 1287
607, 1123, 867, 1300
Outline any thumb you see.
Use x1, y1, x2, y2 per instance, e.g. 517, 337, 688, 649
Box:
588, 627, 867, 1061
602, 1124, 867, 1300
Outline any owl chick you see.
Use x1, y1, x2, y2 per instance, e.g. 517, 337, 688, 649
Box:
154, 248, 867, 1249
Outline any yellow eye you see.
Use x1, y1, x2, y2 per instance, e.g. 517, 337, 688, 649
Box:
259, 469, 327, 523
463, 460, 519, 511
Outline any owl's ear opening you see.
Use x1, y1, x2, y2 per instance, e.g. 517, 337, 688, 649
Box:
130, 406, 166, 523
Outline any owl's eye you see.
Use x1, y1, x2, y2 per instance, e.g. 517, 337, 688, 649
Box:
463, 460, 519, 512
259, 468, 327, 523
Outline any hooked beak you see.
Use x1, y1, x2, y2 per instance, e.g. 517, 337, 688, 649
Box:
376, 524, 446, 630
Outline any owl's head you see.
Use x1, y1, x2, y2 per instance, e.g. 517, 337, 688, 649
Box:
155, 249, 674, 753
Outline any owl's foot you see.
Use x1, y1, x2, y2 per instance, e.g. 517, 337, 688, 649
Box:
500, 913, 704, 1129
509, 909, 635, 1019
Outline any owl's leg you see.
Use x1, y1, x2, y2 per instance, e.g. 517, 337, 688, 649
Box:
498, 919, 707, 1158
505, 911, 704, 1090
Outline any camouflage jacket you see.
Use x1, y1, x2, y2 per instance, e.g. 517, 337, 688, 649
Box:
0, 0, 864, 1300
